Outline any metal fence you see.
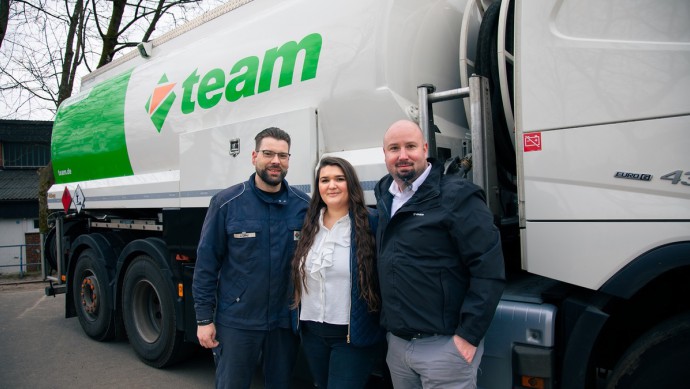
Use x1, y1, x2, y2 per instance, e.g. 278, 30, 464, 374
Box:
0, 244, 41, 278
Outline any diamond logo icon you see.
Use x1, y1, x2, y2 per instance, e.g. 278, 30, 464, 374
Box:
145, 74, 177, 132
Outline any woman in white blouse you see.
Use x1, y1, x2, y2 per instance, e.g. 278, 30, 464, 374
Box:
291, 157, 383, 388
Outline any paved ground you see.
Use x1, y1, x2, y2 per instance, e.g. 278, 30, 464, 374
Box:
0, 278, 315, 388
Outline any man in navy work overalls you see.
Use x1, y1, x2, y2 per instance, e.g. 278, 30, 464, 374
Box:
193, 127, 310, 389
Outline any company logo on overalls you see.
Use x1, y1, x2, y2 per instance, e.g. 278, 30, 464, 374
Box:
145, 33, 323, 132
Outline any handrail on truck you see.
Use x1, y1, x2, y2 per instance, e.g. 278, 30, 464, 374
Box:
417, 74, 501, 216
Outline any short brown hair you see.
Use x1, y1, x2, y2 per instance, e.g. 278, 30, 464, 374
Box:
255, 127, 291, 150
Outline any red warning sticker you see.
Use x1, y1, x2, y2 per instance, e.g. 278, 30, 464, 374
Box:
523, 133, 542, 152
62, 187, 72, 213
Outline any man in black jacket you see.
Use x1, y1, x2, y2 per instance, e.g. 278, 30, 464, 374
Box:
375, 119, 505, 388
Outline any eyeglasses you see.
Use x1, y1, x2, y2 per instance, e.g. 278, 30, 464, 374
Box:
258, 149, 291, 160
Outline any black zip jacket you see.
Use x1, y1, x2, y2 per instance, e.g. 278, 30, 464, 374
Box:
374, 159, 505, 346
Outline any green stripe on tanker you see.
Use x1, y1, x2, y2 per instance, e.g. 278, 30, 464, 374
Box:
52, 70, 134, 184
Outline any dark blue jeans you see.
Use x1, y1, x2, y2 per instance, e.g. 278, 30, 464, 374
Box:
213, 324, 298, 389
300, 321, 378, 389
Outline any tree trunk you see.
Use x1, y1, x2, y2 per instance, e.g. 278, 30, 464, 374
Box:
97, 0, 125, 68
57, 0, 83, 106
38, 161, 54, 234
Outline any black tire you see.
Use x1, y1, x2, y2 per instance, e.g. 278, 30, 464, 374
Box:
606, 312, 690, 388
46, 221, 88, 272
44, 227, 57, 272
475, 0, 517, 192
122, 255, 188, 368
72, 248, 117, 341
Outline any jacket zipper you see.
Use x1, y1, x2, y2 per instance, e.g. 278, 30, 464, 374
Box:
347, 258, 352, 344
348, 234, 353, 344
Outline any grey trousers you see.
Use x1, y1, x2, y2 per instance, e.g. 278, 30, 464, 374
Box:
385, 332, 484, 389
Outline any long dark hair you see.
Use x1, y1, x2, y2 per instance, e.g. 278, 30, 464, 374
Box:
291, 157, 379, 312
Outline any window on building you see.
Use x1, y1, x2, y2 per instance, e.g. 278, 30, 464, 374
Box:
2, 142, 50, 168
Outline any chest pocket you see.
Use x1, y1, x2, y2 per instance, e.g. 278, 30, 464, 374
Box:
286, 219, 304, 254
226, 221, 263, 261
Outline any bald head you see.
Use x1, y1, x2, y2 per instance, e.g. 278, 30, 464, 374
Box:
383, 120, 424, 144
383, 120, 429, 187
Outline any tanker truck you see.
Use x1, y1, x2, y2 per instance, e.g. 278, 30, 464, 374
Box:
44, 0, 690, 387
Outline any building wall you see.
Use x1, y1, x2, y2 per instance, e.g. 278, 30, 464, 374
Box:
0, 218, 41, 275
0, 119, 52, 276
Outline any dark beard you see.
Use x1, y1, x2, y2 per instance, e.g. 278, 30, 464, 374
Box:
396, 169, 417, 187
258, 166, 286, 187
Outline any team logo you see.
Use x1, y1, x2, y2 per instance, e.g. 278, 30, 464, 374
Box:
144, 74, 177, 132
142, 33, 323, 133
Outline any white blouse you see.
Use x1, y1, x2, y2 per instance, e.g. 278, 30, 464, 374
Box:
299, 209, 352, 325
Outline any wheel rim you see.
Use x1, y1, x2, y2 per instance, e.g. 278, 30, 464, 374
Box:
80, 271, 100, 321
131, 278, 163, 344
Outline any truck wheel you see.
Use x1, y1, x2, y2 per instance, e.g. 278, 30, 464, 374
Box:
73, 249, 116, 341
122, 255, 187, 367
606, 311, 690, 388
44, 227, 57, 272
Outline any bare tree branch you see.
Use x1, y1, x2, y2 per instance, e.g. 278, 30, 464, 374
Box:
100, 0, 204, 67
1, 0, 223, 119
141, 0, 165, 43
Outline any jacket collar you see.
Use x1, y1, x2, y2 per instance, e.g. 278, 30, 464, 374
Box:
248, 172, 290, 205
376, 158, 444, 206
